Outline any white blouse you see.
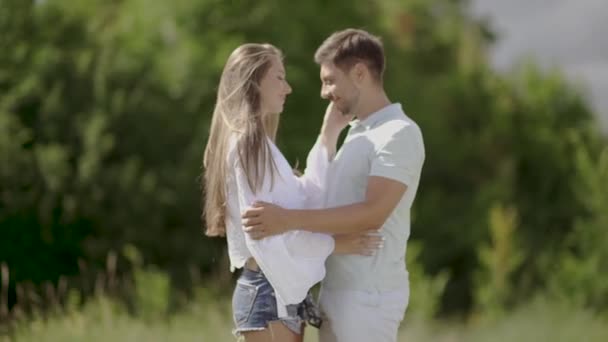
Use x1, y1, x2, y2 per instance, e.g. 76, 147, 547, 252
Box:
224, 135, 335, 317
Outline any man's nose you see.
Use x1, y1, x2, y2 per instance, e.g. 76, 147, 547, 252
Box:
321, 87, 330, 100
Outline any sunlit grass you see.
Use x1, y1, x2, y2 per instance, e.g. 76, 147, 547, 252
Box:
6, 293, 607, 342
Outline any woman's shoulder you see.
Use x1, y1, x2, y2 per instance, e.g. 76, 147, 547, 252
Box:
226, 133, 289, 173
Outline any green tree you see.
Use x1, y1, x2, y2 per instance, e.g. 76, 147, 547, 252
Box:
1, 0, 606, 318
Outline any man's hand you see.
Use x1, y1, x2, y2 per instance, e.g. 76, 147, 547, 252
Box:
242, 202, 290, 240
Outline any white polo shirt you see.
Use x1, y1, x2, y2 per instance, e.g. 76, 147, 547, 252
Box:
322, 103, 425, 292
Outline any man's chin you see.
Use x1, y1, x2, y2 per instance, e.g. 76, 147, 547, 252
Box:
339, 107, 352, 115
334, 103, 348, 114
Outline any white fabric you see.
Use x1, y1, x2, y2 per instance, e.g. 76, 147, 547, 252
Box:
224, 135, 335, 317
318, 286, 409, 342
322, 103, 425, 292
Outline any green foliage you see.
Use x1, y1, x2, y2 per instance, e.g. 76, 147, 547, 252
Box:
0, 0, 222, 289
0, 0, 606, 318
474, 204, 523, 316
132, 267, 170, 321
406, 242, 449, 320
411, 62, 604, 312
547, 144, 608, 311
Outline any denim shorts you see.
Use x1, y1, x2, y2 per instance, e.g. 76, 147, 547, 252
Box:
232, 268, 303, 336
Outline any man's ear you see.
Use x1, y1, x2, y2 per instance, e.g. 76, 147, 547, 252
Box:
352, 62, 367, 84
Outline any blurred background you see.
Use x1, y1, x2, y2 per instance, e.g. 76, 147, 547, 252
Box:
1, 0, 606, 341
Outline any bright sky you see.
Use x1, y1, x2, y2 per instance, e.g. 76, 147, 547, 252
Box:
470, 0, 608, 133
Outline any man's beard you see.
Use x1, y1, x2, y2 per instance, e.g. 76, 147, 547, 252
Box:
338, 102, 352, 115
339, 94, 359, 116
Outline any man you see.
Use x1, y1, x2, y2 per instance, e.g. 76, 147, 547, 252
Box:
242, 28, 425, 342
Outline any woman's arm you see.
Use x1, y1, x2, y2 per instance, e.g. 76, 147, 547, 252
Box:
231, 143, 334, 305
295, 102, 352, 207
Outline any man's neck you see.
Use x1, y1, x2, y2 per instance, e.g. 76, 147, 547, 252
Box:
355, 90, 391, 122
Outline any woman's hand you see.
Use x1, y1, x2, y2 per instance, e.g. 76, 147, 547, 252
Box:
333, 229, 384, 256
320, 102, 354, 139
319, 102, 354, 159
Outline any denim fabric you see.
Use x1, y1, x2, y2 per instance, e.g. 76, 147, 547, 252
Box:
232, 268, 303, 336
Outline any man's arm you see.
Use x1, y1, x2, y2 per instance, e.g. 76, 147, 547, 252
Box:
290, 176, 407, 234
242, 176, 406, 237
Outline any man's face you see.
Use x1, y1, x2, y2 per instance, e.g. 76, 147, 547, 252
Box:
320, 62, 360, 115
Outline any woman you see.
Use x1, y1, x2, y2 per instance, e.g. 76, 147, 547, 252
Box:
202, 43, 381, 342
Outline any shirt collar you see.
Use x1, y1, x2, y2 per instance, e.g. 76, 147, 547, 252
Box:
349, 103, 403, 130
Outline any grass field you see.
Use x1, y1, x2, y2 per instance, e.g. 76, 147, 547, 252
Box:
4, 292, 607, 342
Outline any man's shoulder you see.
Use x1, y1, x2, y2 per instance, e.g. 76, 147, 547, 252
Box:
372, 115, 423, 146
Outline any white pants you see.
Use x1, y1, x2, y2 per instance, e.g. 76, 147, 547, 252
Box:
318, 287, 409, 342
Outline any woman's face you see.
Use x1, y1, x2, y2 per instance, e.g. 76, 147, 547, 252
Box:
259, 56, 292, 115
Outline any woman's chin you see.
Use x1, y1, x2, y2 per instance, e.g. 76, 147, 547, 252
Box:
273, 105, 284, 115
262, 106, 283, 116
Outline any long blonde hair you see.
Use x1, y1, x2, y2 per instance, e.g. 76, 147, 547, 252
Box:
202, 44, 282, 237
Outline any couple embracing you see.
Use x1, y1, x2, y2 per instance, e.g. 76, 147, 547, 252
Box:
203, 28, 425, 342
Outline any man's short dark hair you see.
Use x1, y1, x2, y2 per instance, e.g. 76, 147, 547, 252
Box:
314, 28, 385, 82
